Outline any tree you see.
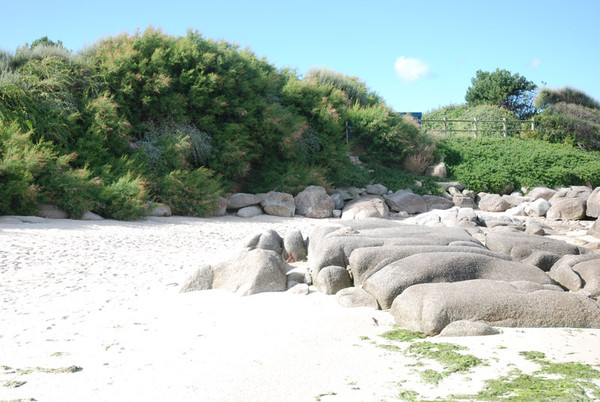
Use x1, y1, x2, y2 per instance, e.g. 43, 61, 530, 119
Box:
30, 36, 64, 49
465, 68, 537, 119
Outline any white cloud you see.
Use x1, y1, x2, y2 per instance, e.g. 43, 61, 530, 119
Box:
530, 57, 542, 69
394, 56, 431, 83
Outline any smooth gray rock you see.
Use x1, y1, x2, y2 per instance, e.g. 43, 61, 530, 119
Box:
524, 199, 551, 217
348, 244, 510, 287
80, 211, 104, 220
423, 195, 454, 211
485, 231, 585, 261
478, 194, 510, 212
330, 193, 345, 210
337, 187, 362, 200
586, 187, 600, 218
287, 283, 310, 295
316, 265, 353, 295
365, 183, 388, 196
525, 221, 546, 235
283, 230, 307, 262
527, 187, 557, 201
363, 252, 554, 309
425, 162, 447, 178
547, 198, 587, 220
38, 204, 68, 219
438, 320, 500, 337
260, 191, 295, 217
180, 265, 214, 292
391, 279, 600, 336
294, 186, 334, 218
502, 194, 528, 207
335, 287, 379, 309
522, 251, 562, 271
341, 196, 389, 220
228, 193, 262, 209
549, 254, 600, 296
453, 195, 476, 208
203, 249, 287, 296
243, 229, 283, 255
0, 217, 25, 224
437, 182, 466, 191
237, 205, 263, 218
384, 190, 427, 214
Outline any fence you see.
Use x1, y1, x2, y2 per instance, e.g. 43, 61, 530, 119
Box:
419, 118, 535, 138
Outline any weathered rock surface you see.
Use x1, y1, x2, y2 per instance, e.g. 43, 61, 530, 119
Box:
243, 229, 283, 255
438, 320, 500, 337
283, 230, 307, 262
549, 254, 600, 297
330, 193, 345, 210
237, 205, 263, 218
365, 183, 388, 196
524, 198, 551, 217
316, 265, 352, 295
227, 193, 262, 209
260, 191, 295, 217
341, 196, 389, 220
589, 220, 600, 238
547, 198, 587, 221
423, 195, 454, 211
181, 249, 286, 296
527, 187, 557, 201
363, 252, 553, 309
453, 195, 476, 208
425, 162, 447, 178
294, 186, 334, 218
38, 204, 68, 219
80, 211, 104, 220
522, 251, 562, 271
485, 231, 585, 261
587, 187, 600, 218
335, 287, 379, 309
478, 194, 510, 212
384, 190, 427, 214
391, 280, 600, 336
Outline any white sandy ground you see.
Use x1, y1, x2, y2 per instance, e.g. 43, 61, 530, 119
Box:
1, 215, 600, 401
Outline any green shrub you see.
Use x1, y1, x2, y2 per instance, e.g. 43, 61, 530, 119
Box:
98, 173, 148, 220
439, 137, 600, 193
370, 165, 442, 195
536, 86, 600, 110
245, 162, 331, 195
424, 104, 524, 137
156, 168, 224, 216
534, 103, 600, 151
305, 67, 379, 107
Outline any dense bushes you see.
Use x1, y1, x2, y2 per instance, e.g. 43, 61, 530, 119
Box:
438, 137, 600, 193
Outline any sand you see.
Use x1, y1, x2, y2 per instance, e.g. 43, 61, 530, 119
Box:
1, 215, 599, 401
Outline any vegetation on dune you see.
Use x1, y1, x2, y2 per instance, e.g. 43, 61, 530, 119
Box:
1, 29, 600, 219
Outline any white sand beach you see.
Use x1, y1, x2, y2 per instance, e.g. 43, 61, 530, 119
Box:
1, 215, 600, 401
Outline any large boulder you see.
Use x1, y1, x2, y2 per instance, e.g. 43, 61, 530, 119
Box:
316, 266, 353, 295
363, 252, 554, 309
524, 199, 551, 217
527, 187, 556, 201
243, 229, 283, 255
453, 195, 476, 209
438, 320, 500, 337
423, 195, 454, 211
294, 186, 334, 219
587, 187, 600, 218
260, 191, 295, 217
589, 220, 600, 238
485, 231, 586, 261
227, 193, 262, 210
341, 196, 389, 220
549, 254, 600, 297
391, 279, 600, 336
546, 198, 587, 220
365, 183, 388, 196
348, 244, 508, 287
384, 190, 427, 214
478, 194, 510, 212
181, 249, 286, 296
237, 205, 263, 218
335, 287, 379, 309
283, 230, 307, 262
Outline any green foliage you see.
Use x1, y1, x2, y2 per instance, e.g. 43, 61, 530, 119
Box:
326, 160, 371, 188
369, 165, 443, 195
98, 173, 147, 220
305, 67, 379, 107
245, 161, 331, 195
438, 137, 600, 193
156, 168, 224, 216
379, 328, 426, 342
533, 102, 600, 151
347, 103, 420, 165
465, 68, 537, 118
536, 86, 600, 110
424, 104, 525, 137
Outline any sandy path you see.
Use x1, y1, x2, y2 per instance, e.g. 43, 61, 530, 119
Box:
1, 215, 599, 401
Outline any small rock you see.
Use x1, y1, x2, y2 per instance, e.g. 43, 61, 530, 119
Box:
287, 283, 310, 295
237, 205, 263, 218
365, 183, 388, 196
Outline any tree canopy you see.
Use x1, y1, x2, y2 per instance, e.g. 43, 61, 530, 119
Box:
465, 68, 537, 119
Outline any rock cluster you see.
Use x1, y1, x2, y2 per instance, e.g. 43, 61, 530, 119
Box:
182, 219, 600, 336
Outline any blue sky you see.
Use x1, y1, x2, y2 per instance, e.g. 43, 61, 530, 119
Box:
2, 0, 599, 113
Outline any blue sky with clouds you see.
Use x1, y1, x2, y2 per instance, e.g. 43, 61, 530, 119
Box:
2, 0, 599, 113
